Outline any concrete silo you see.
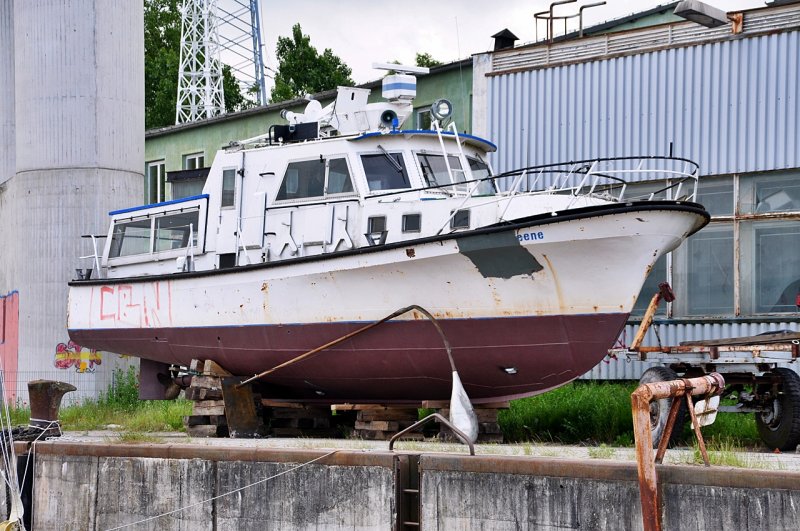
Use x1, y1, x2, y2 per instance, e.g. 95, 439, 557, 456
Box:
1, 0, 144, 401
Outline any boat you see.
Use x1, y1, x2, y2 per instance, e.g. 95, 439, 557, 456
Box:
67, 66, 709, 404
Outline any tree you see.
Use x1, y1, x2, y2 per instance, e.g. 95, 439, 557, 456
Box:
144, 0, 181, 129
144, 0, 254, 129
270, 23, 354, 103
415, 53, 442, 68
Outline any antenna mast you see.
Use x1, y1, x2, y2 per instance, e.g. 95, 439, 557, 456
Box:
176, 0, 226, 124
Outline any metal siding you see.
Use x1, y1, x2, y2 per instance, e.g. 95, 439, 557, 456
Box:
581, 321, 800, 380
488, 19, 800, 380
488, 31, 800, 180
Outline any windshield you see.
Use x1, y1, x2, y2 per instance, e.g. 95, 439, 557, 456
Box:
468, 157, 496, 196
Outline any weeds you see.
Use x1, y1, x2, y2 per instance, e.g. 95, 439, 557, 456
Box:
691, 437, 749, 467
108, 432, 165, 444
498, 381, 760, 450
587, 444, 616, 459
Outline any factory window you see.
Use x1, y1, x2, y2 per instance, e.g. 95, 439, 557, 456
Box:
416, 108, 432, 130
361, 151, 411, 191
183, 152, 205, 171
146, 160, 166, 204
674, 224, 735, 316
221, 169, 236, 208
630, 172, 800, 319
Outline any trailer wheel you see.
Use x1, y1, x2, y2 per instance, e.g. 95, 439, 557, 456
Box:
639, 367, 687, 448
756, 368, 800, 451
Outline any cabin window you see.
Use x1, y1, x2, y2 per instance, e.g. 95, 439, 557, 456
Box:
327, 158, 354, 195
277, 160, 325, 200
402, 214, 421, 233
154, 211, 199, 252
109, 219, 152, 258
450, 209, 470, 230
467, 157, 497, 196
221, 169, 236, 208
417, 154, 465, 188
361, 152, 411, 191
368, 216, 386, 234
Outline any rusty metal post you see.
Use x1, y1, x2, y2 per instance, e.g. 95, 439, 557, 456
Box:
27, 380, 76, 428
631, 373, 724, 531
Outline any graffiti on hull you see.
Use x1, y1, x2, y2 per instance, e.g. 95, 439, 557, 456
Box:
55, 340, 102, 373
93, 281, 173, 327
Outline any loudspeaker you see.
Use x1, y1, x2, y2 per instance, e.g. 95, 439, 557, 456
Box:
380, 109, 398, 127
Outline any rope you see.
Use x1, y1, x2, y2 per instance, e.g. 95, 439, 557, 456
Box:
103, 449, 339, 531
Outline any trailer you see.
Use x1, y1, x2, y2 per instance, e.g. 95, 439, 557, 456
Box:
611, 284, 800, 451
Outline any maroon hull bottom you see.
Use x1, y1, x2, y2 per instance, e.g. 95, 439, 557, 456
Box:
69, 313, 629, 403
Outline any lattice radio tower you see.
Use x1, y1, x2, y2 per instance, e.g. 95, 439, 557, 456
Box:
176, 1, 267, 124
176, 0, 225, 124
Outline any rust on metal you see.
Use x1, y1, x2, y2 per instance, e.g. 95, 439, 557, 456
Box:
630, 282, 673, 350
221, 377, 267, 438
27, 380, 77, 427
631, 373, 725, 531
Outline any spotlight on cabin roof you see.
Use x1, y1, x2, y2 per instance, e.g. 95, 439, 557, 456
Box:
491, 29, 518, 51
674, 0, 729, 28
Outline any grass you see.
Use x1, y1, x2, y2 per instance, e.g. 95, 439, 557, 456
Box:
2, 373, 765, 451
498, 381, 638, 445
7, 367, 192, 433
498, 381, 760, 449
587, 444, 616, 459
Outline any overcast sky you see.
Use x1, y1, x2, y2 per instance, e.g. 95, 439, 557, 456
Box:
252, 0, 765, 89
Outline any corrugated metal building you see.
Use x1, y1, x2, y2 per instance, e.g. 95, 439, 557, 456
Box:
473, 3, 800, 379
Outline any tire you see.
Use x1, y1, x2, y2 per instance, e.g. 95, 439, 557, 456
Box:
755, 368, 800, 451
639, 367, 687, 448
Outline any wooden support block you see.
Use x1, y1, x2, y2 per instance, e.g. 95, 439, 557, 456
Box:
193, 400, 226, 416
203, 359, 232, 377
355, 420, 400, 432
185, 387, 223, 400
189, 359, 205, 373
357, 409, 419, 422
189, 375, 222, 390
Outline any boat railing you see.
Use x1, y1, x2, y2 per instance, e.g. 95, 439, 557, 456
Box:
77, 234, 106, 280
494, 156, 700, 201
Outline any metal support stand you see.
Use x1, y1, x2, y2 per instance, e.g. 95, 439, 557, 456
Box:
389, 413, 475, 456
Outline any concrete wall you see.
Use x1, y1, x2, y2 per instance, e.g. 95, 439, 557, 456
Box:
25, 442, 800, 530
0, 0, 144, 402
0, 1, 12, 188
30, 444, 399, 530
420, 454, 800, 530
